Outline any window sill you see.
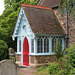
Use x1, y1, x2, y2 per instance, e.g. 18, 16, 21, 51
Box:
29, 52, 55, 56
16, 52, 22, 55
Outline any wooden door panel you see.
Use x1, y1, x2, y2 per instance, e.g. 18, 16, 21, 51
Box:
23, 37, 29, 66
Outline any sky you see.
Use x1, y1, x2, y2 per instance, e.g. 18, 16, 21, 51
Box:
0, 0, 5, 15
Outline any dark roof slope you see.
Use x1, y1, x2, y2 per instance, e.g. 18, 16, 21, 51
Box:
38, 0, 61, 8
21, 4, 65, 35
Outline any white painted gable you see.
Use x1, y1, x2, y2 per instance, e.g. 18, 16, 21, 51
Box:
12, 7, 34, 40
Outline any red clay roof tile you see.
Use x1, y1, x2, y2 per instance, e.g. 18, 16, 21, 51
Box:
21, 3, 52, 10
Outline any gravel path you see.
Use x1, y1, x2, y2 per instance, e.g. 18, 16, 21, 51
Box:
18, 66, 38, 75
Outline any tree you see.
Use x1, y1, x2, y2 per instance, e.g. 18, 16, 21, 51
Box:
60, 0, 75, 18
0, 0, 38, 51
0, 40, 9, 61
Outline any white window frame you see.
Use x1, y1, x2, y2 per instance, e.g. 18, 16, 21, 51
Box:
31, 39, 34, 53
37, 37, 49, 53
30, 36, 64, 56
19, 37, 21, 52
52, 37, 62, 52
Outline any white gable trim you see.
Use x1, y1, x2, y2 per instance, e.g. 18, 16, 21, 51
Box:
12, 7, 25, 40
12, 6, 35, 40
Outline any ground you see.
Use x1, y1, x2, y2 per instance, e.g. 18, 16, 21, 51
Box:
18, 66, 38, 75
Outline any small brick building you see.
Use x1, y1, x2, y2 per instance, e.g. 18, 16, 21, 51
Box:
12, 3, 66, 67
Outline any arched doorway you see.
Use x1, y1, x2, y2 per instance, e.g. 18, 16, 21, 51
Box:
23, 37, 29, 66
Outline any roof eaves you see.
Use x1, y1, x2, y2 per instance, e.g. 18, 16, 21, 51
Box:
35, 33, 66, 36
21, 3, 52, 10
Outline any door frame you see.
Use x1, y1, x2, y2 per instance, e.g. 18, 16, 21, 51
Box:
22, 36, 30, 66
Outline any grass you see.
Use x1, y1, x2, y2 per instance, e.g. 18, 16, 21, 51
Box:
18, 74, 23, 75
33, 65, 50, 75
34, 62, 58, 75
34, 71, 50, 75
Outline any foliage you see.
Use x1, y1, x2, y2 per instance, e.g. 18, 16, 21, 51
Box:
0, 0, 38, 51
65, 43, 75, 67
37, 65, 48, 72
18, 74, 23, 75
56, 57, 74, 75
69, 68, 75, 75
60, 0, 75, 19
0, 40, 9, 61
24, 0, 38, 5
48, 63, 58, 74
60, 0, 75, 23
36, 43, 75, 75
36, 65, 50, 75
54, 41, 64, 59
49, 43, 75, 75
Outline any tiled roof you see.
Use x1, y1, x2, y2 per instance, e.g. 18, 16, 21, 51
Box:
38, 0, 61, 8
21, 4, 65, 35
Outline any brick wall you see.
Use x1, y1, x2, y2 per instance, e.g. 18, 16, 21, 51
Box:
54, 9, 75, 45
30, 55, 57, 67
16, 54, 21, 61
36, 55, 57, 64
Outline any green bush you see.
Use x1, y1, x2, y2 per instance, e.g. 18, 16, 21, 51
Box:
65, 43, 75, 67
48, 63, 58, 74
36, 44, 75, 75
55, 41, 64, 59
57, 57, 73, 75
48, 43, 75, 75
0, 40, 9, 61
69, 68, 75, 75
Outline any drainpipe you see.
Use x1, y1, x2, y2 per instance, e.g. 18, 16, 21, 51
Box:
65, 9, 69, 48
66, 9, 68, 38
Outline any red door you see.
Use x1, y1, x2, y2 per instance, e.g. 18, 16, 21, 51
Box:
23, 37, 29, 66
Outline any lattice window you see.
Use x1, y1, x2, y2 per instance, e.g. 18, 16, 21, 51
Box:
19, 37, 21, 52
31, 39, 34, 53
47, 38, 49, 52
37, 37, 42, 53
52, 37, 62, 52
44, 37, 49, 53
37, 37, 49, 53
